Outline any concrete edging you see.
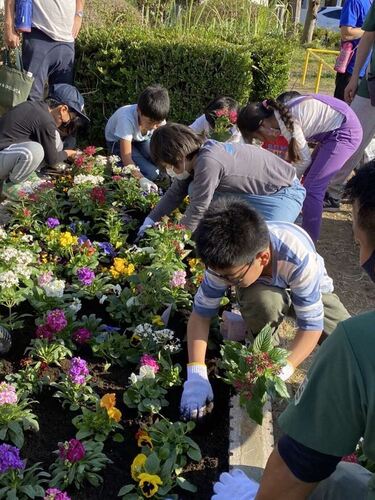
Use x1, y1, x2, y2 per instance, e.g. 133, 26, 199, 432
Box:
229, 395, 274, 483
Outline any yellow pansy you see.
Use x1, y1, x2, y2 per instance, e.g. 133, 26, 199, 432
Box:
107, 406, 122, 422
136, 430, 153, 449
130, 454, 147, 481
151, 315, 164, 327
138, 473, 163, 498
59, 232, 78, 248
100, 393, 116, 410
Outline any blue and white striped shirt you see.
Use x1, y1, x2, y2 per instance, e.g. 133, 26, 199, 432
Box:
193, 222, 334, 332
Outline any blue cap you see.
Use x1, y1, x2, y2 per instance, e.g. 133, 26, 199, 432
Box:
48, 84, 90, 124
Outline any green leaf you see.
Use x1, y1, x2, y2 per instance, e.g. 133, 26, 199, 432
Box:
113, 433, 124, 443
144, 452, 160, 475
187, 447, 202, 462
118, 484, 135, 496
274, 378, 290, 399
253, 324, 273, 353
19, 485, 36, 498
176, 476, 197, 492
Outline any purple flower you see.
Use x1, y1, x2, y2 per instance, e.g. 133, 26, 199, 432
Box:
46, 217, 60, 229
169, 269, 186, 288
0, 444, 25, 473
0, 382, 17, 405
78, 235, 90, 245
58, 439, 86, 463
46, 309, 67, 333
98, 242, 116, 256
44, 488, 71, 500
35, 324, 55, 341
72, 328, 92, 344
38, 271, 53, 287
68, 223, 76, 233
76, 267, 95, 286
140, 354, 159, 373
100, 325, 121, 333
68, 357, 89, 384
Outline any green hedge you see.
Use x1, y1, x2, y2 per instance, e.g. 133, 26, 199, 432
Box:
75, 26, 292, 145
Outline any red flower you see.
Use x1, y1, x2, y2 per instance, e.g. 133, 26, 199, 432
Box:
35, 324, 54, 341
74, 155, 85, 167
23, 208, 31, 217
90, 186, 106, 206
59, 439, 85, 463
112, 175, 122, 182
83, 146, 96, 156
229, 111, 238, 124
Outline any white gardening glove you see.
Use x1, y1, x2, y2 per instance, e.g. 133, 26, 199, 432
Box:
139, 176, 158, 194
180, 363, 213, 421
212, 469, 259, 500
279, 360, 295, 381
137, 216, 155, 238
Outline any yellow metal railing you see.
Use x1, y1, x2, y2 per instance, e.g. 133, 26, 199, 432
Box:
301, 48, 340, 93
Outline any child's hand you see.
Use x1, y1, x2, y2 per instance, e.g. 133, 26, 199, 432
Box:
139, 177, 158, 194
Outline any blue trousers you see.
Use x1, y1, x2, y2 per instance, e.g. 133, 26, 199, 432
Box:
22, 28, 75, 101
215, 179, 306, 223
107, 139, 159, 181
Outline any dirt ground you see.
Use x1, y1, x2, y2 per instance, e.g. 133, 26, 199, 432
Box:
273, 203, 375, 440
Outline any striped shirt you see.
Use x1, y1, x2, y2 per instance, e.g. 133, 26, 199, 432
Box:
193, 222, 334, 332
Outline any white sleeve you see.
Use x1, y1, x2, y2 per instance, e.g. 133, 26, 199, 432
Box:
275, 112, 311, 177
190, 114, 210, 134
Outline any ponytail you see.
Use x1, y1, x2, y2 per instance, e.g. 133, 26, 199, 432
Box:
265, 98, 302, 163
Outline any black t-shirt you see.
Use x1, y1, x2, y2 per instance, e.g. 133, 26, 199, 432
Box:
0, 101, 67, 167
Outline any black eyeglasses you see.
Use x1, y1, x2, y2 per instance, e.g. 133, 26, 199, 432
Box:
206, 261, 253, 286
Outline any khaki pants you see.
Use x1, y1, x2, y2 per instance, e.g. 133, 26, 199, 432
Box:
236, 283, 350, 337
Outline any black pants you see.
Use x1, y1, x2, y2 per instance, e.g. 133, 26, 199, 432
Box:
334, 72, 352, 101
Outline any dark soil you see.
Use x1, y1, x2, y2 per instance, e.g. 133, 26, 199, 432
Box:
0, 310, 229, 500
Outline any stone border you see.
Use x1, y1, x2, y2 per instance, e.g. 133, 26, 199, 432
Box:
229, 395, 274, 483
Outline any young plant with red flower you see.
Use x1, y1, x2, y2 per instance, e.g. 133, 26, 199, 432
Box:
49, 438, 111, 489
219, 325, 290, 424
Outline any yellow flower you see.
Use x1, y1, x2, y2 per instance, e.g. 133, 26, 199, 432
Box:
46, 229, 58, 243
151, 315, 164, 327
59, 232, 78, 248
100, 393, 116, 410
138, 473, 163, 498
130, 334, 141, 347
130, 454, 147, 481
136, 430, 153, 449
109, 258, 135, 278
107, 406, 122, 422
123, 263, 135, 276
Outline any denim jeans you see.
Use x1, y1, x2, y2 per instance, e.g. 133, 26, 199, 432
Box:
215, 179, 306, 223
107, 139, 159, 181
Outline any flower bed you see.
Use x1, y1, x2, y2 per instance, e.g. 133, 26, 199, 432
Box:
0, 148, 231, 500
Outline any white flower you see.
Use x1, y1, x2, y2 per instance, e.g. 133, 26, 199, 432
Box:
129, 365, 156, 384
126, 296, 140, 308
73, 174, 105, 186
109, 155, 121, 164
0, 247, 19, 262
122, 164, 140, 175
13, 264, 32, 279
0, 271, 19, 289
20, 234, 33, 243
0, 228, 7, 240
68, 297, 82, 313
95, 155, 108, 166
112, 284, 122, 296
99, 294, 108, 304
42, 278, 65, 298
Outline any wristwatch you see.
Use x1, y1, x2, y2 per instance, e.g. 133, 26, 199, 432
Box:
75, 11, 84, 17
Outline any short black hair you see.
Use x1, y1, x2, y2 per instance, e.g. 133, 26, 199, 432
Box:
276, 91, 301, 105
137, 84, 170, 121
150, 122, 204, 168
195, 197, 270, 269
204, 96, 239, 128
344, 161, 375, 246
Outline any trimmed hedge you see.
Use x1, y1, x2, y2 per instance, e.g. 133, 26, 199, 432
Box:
75, 26, 292, 145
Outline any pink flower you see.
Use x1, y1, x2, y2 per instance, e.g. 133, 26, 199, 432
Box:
83, 146, 96, 156
0, 382, 17, 405
112, 175, 122, 181
38, 271, 53, 287
169, 270, 186, 288
342, 453, 358, 464
35, 324, 55, 341
215, 109, 226, 117
229, 110, 238, 124
59, 439, 85, 463
45, 309, 67, 333
74, 155, 85, 167
44, 488, 71, 500
72, 328, 92, 344
140, 354, 160, 373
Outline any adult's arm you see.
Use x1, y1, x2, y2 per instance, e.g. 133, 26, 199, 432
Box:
39, 126, 68, 167
341, 26, 364, 41
72, 0, 85, 38
148, 178, 190, 222
345, 31, 375, 102
4, 0, 20, 48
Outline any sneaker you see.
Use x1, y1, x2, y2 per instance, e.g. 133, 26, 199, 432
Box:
323, 194, 341, 212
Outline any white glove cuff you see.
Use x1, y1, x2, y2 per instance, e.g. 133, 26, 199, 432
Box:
143, 216, 154, 227
279, 361, 295, 381
187, 363, 208, 380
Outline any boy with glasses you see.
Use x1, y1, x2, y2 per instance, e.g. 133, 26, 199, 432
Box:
180, 198, 349, 420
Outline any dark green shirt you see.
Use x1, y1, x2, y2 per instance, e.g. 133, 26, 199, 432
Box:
358, 2, 375, 98
279, 312, 375, 498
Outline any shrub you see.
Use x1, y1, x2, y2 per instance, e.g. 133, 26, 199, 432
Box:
75, 26, 293, 145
